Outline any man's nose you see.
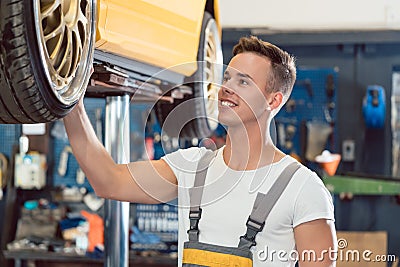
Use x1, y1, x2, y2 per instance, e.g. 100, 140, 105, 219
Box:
221, 84, 235, 95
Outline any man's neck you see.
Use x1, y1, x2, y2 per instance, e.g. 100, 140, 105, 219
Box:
223, 122, 285, 171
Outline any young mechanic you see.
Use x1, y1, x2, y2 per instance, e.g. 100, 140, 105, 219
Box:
64, 36, 336, 267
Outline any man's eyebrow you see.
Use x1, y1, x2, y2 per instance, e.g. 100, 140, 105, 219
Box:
224, 70, 255, 82
237, 72, 255, 82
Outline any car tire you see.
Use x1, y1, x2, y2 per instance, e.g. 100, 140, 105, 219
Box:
0, 0, 95, 124
156, 12, 223, 139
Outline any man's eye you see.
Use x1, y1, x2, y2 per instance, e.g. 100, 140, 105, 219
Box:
240, 79, 248, 85
223, 76, 230, 83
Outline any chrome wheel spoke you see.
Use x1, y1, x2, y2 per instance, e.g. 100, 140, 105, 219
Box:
44, 22, 63, 42
204, 67, 213, 83
46, 24, 65, 62
41, 0, 61, 19
56, 29, 72, 74
70, 30, 83, 75
206, 36, 216, 58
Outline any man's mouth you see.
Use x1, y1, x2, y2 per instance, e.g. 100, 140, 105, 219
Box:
220, 100, 238, 107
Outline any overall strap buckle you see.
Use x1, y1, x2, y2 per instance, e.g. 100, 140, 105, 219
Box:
239, 217, 265, 249
187, 208, 202, 241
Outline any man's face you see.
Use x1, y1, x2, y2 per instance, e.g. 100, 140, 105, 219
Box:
218, 52, 272, 128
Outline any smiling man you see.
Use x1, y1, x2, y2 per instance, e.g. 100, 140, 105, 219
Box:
64, 36, 336, 266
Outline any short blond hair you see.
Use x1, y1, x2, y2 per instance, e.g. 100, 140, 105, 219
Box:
232, 36, 296, 99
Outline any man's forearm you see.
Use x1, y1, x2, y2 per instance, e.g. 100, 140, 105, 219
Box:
63, 102, 119, 196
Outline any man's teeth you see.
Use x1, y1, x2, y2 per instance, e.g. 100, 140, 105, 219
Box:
221, 101, 236, 107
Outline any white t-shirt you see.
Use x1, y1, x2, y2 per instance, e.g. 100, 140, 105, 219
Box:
162, 146, 335, 267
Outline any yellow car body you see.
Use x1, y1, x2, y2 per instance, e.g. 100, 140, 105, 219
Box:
95, 0, 221, 77
0, 0, 222, 137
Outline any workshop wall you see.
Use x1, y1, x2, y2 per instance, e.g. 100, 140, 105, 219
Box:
274, 67, 338, 167
222, 30, 400, 176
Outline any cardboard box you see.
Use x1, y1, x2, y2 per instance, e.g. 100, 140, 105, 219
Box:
336, 231, 388, 267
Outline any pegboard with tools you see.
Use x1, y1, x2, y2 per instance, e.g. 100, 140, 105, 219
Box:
275, 67, 338, 164
0, 125, 21, 159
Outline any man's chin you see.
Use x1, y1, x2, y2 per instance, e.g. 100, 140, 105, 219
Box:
217, 116, 240, 128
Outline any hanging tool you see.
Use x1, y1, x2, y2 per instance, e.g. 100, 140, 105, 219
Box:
58, 145, 73, 177
300, 120, 307, 163
362, 85, 386, 129
76, 168, 86, 185
285, 99, 296, 113
294, 79, 314, 110
277, 122, 286, 148
325, 74, 335, 99
323, 102, 335, 123
295, 79, 314, 99
58, 145, 86, 184
284, 124, 297, 150
95, 108, 103, 142
0, 153, 8, 200
0, 153, 8, 187
324, 74, 336, 124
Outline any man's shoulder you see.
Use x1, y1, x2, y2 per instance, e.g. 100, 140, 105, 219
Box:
286, 160, 331, 203
281, 157, 324, 188
161, 146, 218, 173
164, 146, 214, 160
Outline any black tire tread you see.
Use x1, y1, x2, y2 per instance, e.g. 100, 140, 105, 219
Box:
0, 0, 61, 123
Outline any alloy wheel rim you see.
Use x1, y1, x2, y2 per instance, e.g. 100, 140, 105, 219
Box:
34, 0, 92, 105
202, 18, 223, 131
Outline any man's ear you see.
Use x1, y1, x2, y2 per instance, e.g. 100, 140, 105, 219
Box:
269, 92, 284, 110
